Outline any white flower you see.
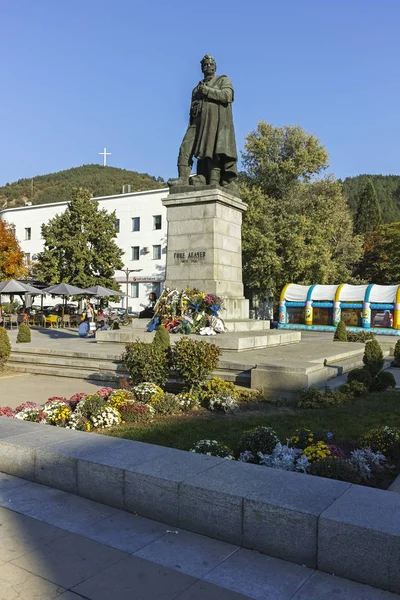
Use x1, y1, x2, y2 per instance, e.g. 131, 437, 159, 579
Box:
259, 443, 310, 473
350, 448, 386, 480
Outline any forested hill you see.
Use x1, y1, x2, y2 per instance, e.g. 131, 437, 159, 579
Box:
0, 164, 166, 208
342, 174, 400, 224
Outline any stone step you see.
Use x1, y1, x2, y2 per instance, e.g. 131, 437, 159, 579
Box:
96, 329, 301, 351
9, 352, 124, 372
6, 363, 123, 382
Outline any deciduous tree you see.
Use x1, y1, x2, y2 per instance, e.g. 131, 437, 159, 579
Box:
241, 121, 329, 198
34, 188, 123, 289
0, 217, 26, 280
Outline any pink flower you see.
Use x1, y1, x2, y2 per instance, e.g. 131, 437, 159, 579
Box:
96, 387, 114, 399
68, 392, 88, 410
0, 406, 15, 418
15, 401, 40, 413
45, 397, 68, 405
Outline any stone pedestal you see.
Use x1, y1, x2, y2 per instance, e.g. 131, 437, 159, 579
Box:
162, 188, 249, 321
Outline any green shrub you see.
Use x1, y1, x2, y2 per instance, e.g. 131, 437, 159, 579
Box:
237, 426, 279, 463
198, 378, 239, 407
370, 371, 396, 392
235, 388, 263, 404
0, 328, 11, 369
172, 338, 222, 390
363, 338, 384, 377
347, 331, 375, 343
309, 458, 362, 484
76, 394, 106, 419
16, 323, 31, 343
393, 339, 400, 368
123, 341, 170, 387
333, 320, 347, 342
296, 386, 326, 409
153, 325, 171, 351
347, 368, 373, 388
149, 392, 182, 415
339, 380, 368, 398
359, 426, 400, 458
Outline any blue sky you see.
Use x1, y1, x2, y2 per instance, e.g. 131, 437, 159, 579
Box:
1, 0, 399, 186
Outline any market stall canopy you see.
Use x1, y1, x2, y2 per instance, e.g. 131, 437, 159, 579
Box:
43, 283, 86, 296
82, 285, 124, 297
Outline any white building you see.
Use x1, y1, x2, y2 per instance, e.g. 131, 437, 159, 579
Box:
0, 187, 169, 312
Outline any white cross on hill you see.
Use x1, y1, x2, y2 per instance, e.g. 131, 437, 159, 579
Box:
99, 147, 111, 166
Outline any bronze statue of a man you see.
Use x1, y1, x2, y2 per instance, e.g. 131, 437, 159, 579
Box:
168, 55, 239, 195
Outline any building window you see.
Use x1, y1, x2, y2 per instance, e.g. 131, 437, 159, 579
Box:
115, 219, 120, 233
25, 227, 31, 240
153, 245, 161, 260
131, 246, 140, 261
153, 215, 162, 230
24, 253, 31, 263
131, 282, 139, 298
132, 217, 140, 232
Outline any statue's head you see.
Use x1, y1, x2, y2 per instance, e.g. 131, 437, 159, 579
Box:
201, 55, 216, 77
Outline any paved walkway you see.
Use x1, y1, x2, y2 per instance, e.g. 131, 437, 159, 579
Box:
0, 472, 398, 600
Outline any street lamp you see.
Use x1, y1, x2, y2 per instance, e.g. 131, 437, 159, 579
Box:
121, 267, 143, 314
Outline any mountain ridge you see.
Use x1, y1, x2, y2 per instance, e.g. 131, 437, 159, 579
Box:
0, 164, 166, 209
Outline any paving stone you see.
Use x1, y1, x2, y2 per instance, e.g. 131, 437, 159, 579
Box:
11, 531, 128, 588
135, 527, 238, 578
82, 510, 166, 553
77, 440, 172, 510
174, 580, 253, 599
0, 561, 65, 599
72, 554, 197, 600
0, 472, 29, 492
204, 548, 312, 600
319, 485, 400, 593
124, 449, 223, 524
291, 571, 400, 599
0, 480, 117, 533
0, 506, 68, 563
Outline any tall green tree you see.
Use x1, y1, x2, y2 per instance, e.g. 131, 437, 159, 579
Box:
359, 222, 400, 284
274, 178, 363, 292
241, 185, 279, 302
240, 122, 362, 304
241, 121, 329, 198
35, 188, 123, 289
355, 179, 382, 234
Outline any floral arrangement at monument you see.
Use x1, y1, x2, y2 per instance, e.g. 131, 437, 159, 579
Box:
148, 287, 226, 335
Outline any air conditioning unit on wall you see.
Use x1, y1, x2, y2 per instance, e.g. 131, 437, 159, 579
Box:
142, 247, 150, 254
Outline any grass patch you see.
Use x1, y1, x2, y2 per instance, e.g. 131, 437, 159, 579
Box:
102, 391, 400, 451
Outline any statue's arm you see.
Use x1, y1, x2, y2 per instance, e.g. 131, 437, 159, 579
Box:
203, 77, 233, 104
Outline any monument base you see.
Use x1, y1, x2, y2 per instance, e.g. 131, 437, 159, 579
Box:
162, 188, 249, 321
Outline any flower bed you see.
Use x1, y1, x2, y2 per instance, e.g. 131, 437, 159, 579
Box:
0, 382, 204, 431
191, 425, 400, 487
